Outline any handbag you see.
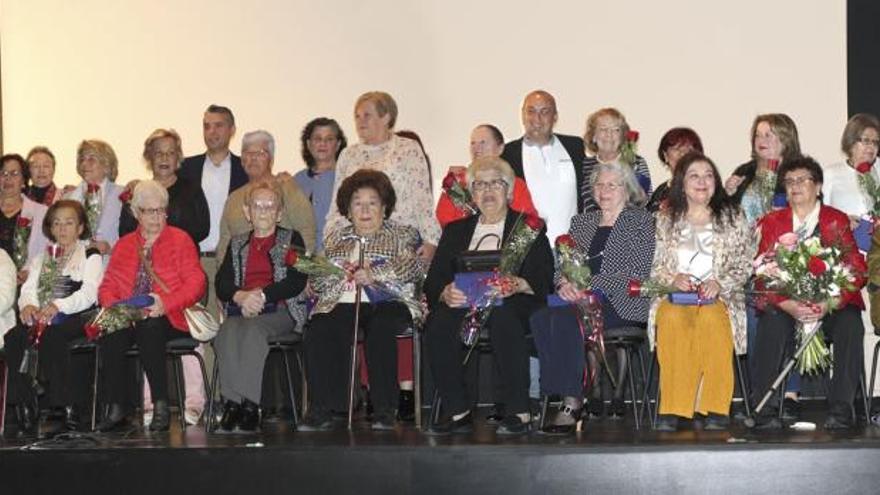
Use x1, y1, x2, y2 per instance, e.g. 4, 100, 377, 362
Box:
138, 247, 219, 342
454, 233, 501, 273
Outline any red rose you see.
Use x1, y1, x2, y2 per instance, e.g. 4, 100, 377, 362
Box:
86, 182, 100, 194
84, 323, 101, 341
118, 189, 133, 203
523, 214, 543, 230
555, 234, 576, 249
627, 280, 643, 298
767, 159, 780, 172
16, 216, 32, 228
626, 130, 639, 142
46, 244, 64, 259
856, 161, 873, 174
807, 256, 827, 276
285, 248, 299, 266
442, 171, 457, 190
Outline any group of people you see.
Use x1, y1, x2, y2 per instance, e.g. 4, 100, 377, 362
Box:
1, 89, 879, 437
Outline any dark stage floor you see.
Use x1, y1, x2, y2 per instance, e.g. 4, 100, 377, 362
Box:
3, 402, 880, 494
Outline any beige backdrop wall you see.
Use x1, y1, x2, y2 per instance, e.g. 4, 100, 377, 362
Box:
2, 0, 846, 188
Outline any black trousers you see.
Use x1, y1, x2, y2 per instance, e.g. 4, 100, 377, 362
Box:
2, 315, 91, 408
426, 299, 533, 416
751, 306, 864, 412
100, 317, 179, 405
305, 302, 411, 415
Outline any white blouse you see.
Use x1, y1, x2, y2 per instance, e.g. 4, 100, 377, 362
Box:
676, 221, 714, 282
19, 241, 104, 314
822, 157, 880, 217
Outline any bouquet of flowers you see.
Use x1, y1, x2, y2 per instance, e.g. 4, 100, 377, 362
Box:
84, 182, 102, 236
83, 295, 154, 341
460, 214, 543, 347
441, 170, 478, 216
852, 161, 880, 251
753, 159, 787, 212
753, 232, 859, 374
619, 130, 640, 166
12, 215, 32, 270
627, 278, 676, 299
285, 248, 346, 277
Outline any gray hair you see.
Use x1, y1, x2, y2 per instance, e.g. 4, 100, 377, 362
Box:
241, 130, 276, 159
131, 180, 169, 213
467, 156, 516, 202
589, 161, 646, 207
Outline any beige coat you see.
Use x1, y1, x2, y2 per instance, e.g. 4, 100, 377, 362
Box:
647, 210, 756, 355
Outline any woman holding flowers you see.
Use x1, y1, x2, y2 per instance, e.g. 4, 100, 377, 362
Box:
95, 181, 206, 432
534, 162, 655, 434
822, 113, 880, 228
752, 156, 867, 430
301, 170, 423, 432
3, 201, 101, 435
425, 156, 553, 436
213, 180, 308, 433
581, 108, 652, 211
0, 154, 48, 283
649, 152, 755, 431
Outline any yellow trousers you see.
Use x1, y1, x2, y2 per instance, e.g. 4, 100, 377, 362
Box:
656, 300, 733, 418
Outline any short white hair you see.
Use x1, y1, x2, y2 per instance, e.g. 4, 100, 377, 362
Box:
589, 161, 646, 207
131, 180, 169, 212
241, 130, 275, 159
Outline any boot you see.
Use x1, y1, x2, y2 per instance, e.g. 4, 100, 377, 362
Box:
219, 400, 242, 432
149, 400, 171, 432
96, 403, 129, 432
238, 399, 261, 432
15, 404, 37, 436
397, 390, 415, 422
64, 405, 82, 431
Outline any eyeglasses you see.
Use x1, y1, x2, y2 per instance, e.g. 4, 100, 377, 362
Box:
0, 170, 22, 178
782, 176, 815, 188
857, 137, 880, 147
138, 207, 167, 216
243, 150, 270, 159
471, 179, 507, 192
250, 201, 279, 213
594, 182, 623, 191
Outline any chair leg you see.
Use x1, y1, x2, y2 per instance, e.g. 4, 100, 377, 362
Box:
206, 352, 220, 432
734, 354, 752, 418
279, 348, 299, 430
188, 350, 212, 431
294, 348, 308, 420
860, 370, 870, 424
429, 389, 442, 427
412, 332, 422, 430
0, 360, 7, 436
539, 395, 550, 430
869, 340, 880, 417
642, 351, 657, 427
173, 355, 187, 431
91, 347, 100, 431
625, 347, 639, 430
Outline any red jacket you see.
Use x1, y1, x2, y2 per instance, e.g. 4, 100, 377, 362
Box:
436, 167, 538, 228
756, 205, 866, 310
99, 225, 206, 332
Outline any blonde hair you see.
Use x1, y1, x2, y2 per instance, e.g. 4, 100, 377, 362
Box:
355, 91, 398, 128
467, 156, 516, 202
143, 128, 183, 166
76, 139, 119, 181
584, 107, 631, 155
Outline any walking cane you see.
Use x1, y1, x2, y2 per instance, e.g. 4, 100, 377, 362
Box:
744, 320, 824, 428
345, 235, 368, 430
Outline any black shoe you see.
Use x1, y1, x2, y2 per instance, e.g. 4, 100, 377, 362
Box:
704, 413, 730, 431
608, 398, 626, 419
540, 405, 582, 436
425, 411, 473, 436
238, 400, 261, 432
485, 404, 505, 424
781, 397, 801, 422
496, 415, 531, 436
96, 403, 129, 432
219, 400, 241, 432
397, 390, 415, 422
150, 400, 171, 432
654, 415, 679, 432
372, 410, 397, 431
63, 405, 81, 432
824, 402, 854, 430
751, 412, 783, 430
585, 398, 604, 419
298, 410, 335, 432
14, 404, 37, 435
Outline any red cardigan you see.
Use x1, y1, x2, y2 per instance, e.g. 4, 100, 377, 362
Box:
99, 225, 206, 332
436, 167, 538, 228
756, 205, 867, 310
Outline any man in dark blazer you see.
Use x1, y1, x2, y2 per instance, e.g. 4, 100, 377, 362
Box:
179, 104, 248, 317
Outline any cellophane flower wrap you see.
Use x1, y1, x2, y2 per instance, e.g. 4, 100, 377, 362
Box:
13, 215, 32, 270
619, 130, 639, 166
441, 170, 478, 217
84, 182, 102, 238
755, 159, 781, 213
460, 214, 543, 346
83, 295, 154, 341
753, 232, 859, 374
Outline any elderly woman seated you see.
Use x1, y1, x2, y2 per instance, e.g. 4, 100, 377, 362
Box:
214, 180, 308, 432
533, 162, 655, 434
425, 156, 553, 436
3, 200, 103, 435
95, 180, 206, 432
300, 169, 424, 431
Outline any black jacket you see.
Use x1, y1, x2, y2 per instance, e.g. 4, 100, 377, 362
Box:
179, 152, 248, 194
500, 134, 587, 213
119, 176, 210, 244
